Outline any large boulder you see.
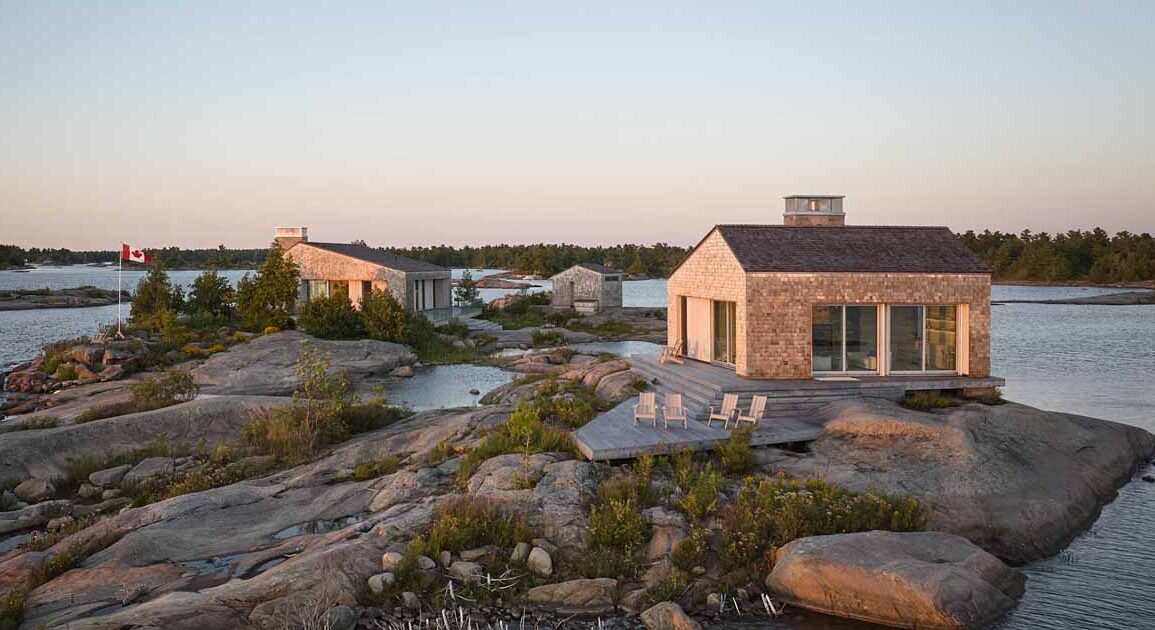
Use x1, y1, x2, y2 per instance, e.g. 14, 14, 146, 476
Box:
527, 578, 618, 615
640, 602, 700, 630
122, 457, 176, 487
89, 464, 133, 488
765, 399, 1155, 563
14, 478, 56, 503
595, 369, 643, 403
766, 531, 1024, 629
192, 331, 417, 395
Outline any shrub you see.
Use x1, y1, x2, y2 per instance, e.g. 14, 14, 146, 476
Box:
5, 416, 59, 432
42, 355, 62, 376
717, 475, 929, 571
353, 454, 402, 481
131, 261, 185, 329
968, 387, 1006, 405
185, 268, 235, 321
454, 401, 574, 487
670, 527, 708, 572
422, 443, 457, 466
360, 288, 408, 342
425, 496, 528, 555
903, 390, 958, 411
129, 369, 199, 408
341, 403, 410, 434
644, 567, 690, 605
435, 319, 470, 338
715, 428, 755, 475
75, 401, 140, 424
243, 346, 354, 463
54, 364, 78, 381
298, 293, 361, 339
531, 329, 567, 347
580, 495, 650, 578
235, 242, 300, 332
677, 464, 723, 523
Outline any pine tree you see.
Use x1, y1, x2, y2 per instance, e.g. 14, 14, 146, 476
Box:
454, 270, 481, 306
131, 260, 184, 328
236, 242, 301, 332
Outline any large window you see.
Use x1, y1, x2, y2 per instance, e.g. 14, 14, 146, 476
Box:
712, 301, 736, 365
812, 305, 878, 373
889, 305, 957, 372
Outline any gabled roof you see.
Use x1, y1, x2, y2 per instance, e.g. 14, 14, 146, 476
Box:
553, 262, 620, 277
300, 242, 448, 273
711, 225, 990, 274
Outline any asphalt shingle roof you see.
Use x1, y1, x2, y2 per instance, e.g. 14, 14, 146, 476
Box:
713, 225, 990, 274
303, 242, 448, 273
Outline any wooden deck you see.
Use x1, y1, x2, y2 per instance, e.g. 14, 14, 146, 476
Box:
573, 354, 1005, 461
573, 400, 824, 461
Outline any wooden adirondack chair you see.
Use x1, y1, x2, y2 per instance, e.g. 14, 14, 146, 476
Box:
658, 339, 684, 364
707, 393, 739, 428
663, 393, 688, 429
634, 392, 658, 427
735, 395, 768, 428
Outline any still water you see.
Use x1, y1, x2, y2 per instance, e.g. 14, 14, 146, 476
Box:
2, 268, 1153, 628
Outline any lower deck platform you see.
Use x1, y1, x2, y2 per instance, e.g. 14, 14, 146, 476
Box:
573, 400, 824, 461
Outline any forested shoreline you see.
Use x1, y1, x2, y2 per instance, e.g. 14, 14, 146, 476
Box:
3, 228, 1154, 283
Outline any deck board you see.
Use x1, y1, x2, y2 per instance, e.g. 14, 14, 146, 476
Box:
574, 399, 824, 461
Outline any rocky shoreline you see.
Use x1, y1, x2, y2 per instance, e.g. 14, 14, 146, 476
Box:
1, 321, 1153, 629
0, 286, 130, 311
999, 289, 1155, 305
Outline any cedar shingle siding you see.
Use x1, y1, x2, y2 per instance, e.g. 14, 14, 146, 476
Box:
668, 226, 992, 380
550, 264, 623, 313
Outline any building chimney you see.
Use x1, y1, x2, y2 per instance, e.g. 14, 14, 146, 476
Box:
783, 195, 846, 226
274, 226, 308, 250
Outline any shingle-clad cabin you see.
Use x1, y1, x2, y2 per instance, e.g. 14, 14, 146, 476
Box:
276, 227, 451, 316
666, 197, 992, 379
550, 263, 624, 314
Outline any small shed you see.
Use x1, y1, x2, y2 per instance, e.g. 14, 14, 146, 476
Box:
550, 263, 623, 313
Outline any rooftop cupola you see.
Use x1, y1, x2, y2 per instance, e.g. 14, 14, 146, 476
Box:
274, 226, 308, 250
783, 195, 845, 226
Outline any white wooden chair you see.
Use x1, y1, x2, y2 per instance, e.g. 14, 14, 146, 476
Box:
658, 339, 684, 364
662, 394, 688, 429
634, 392, 657, 427
706, 393, 739, 428
735, 395, 768, 429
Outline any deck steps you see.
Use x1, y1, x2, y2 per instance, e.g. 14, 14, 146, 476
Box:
630, 355, 905, 421
462, 316, 503, 332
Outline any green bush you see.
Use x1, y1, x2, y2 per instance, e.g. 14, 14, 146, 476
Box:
968, 387, 1006, 405
243, 346, 354, 463
903, 390, 958, 411
677, 463, 723, 523
131, 261, 185, 330
10, 416, 59, 432
425, 495, 529, 555
715, 428, 755, 475
644, 566, 690, 605
298, 293, 361, 339
670, 527, 709, 572
352, 454, 402, 481
54, 364, 78, 381
718, 476, 929, 571
531, 329, 567, 347
235, 242, 299, 332
435, 319, 470, 338
341, 403, 411, 434
129, 369, 199, 407
454, 401, 574, 487
185, 268, 235, 321
580, 495, 650, 578
360, 288, 408, 342
75, 400, 141, 424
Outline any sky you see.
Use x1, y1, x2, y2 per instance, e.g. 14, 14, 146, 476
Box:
1, 1, 1152, 250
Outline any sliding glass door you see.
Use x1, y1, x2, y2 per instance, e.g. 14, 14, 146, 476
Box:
889, 305, 957, 373
712, 301, 736, 365
812, 305, 878, 374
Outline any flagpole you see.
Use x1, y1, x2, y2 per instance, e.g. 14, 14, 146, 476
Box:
117, 244, 123, 337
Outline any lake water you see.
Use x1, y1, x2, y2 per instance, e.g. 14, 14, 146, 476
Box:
2, 268, 1153, 628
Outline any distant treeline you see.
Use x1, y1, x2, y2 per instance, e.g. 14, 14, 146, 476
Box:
4, 228, 1154, 282
381, 243, 693, 278
0, 245, 267, 270
959, 229, 1155, 283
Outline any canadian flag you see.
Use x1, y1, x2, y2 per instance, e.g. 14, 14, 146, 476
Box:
121, 243, 153, 264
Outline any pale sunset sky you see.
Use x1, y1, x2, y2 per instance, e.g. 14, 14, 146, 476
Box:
1, 1, 1152, 250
